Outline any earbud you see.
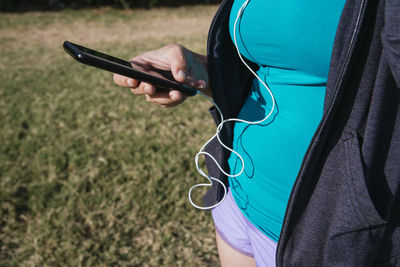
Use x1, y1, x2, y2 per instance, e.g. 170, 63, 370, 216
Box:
188, 0, 276, 210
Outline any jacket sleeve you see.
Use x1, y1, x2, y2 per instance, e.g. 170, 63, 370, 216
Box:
382, 0, 400, 88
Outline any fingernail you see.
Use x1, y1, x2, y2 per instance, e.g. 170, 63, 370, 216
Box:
178, 70, 186, 81
127, 79, 134, 87
170, 91, 180, 101
197, 80, 206, 89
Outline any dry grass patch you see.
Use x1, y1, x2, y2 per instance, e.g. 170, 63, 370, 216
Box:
0, 6, 216, 51
0, 5, 221, 266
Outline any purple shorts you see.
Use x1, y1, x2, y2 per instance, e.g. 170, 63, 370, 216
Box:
212, 189, 277, 267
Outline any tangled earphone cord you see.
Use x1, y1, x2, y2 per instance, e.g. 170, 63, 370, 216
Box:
188, 0, 277, 210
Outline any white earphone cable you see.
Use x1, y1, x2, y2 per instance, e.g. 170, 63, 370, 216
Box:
188, 0, 276, 210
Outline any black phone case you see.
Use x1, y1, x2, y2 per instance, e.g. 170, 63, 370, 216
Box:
63, 41, 197, 96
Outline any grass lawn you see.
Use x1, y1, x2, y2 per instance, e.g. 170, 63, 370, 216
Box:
0, 5, 221, 266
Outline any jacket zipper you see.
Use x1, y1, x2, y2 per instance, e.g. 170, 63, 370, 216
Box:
276, 0, 367, 263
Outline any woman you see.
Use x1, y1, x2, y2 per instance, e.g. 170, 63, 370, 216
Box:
113, 0, 400, 266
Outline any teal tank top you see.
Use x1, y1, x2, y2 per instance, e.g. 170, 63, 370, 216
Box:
227, 0, 345, 241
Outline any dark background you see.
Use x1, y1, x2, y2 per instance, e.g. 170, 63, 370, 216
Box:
0, 0, 221, 11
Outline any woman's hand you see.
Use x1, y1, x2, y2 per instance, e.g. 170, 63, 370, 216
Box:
113, 43, 211, 108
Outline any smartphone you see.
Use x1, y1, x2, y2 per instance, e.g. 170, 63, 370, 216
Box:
63, 41, 197, 96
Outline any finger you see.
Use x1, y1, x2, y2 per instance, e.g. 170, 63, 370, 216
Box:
186, 75, 207, 90
113, 73, 138, 88
194, 80, 207, 89
170, 46, 193, 83
140, 82, 157, 95
169, 90, 184, 102
144, 90, 184, 106
130, 82, 156, 96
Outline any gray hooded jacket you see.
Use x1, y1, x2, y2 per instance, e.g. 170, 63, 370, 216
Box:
203, 0, 400, 265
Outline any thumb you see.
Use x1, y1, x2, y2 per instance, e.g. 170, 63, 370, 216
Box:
170, 47, 192, 83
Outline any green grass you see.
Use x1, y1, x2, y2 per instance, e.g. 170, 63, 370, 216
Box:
0, 5, 221, 266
